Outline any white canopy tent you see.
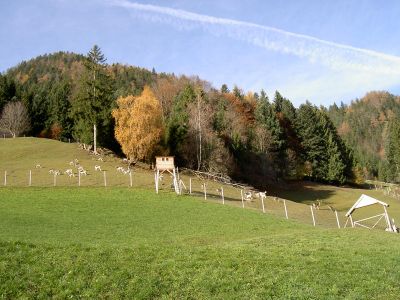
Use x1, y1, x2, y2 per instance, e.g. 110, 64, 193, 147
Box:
345, 194, 397, 232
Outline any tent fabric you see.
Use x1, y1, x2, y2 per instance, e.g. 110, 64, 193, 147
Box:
345, 194, 389, 217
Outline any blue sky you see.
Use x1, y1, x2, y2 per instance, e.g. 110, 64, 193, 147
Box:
1, 0, 400, 106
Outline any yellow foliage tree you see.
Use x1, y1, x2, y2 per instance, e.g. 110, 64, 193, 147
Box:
112, 86, 163, 163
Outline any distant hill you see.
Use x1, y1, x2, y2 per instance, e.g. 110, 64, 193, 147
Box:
328, 91, 400, 180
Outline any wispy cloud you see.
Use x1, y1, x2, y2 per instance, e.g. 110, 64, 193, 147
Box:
107, 0, 400, 76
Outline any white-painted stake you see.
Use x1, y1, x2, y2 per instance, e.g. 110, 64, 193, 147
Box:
335, 210, 341, 228
261, 196, 265, 213
310, 206, 316, 226
283, 199, 288, 219
203, 183, 207, 200
154, 171, 158, 193
29, 170, 32, 186
349, 215, 354, 228
4, 170, 7, 186
93, 124, 97, 154
221, 187, 225, 204
383, 205, 393, 232
103, 171, 107, 187
189, 178, 192, 194
129, 171, 132, 187
78, 171, 81, 187
241, 190, 244, 208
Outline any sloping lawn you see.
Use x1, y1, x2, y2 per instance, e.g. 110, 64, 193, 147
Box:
0, 188, 399, 299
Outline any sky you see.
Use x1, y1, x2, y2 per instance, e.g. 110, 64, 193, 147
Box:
1, 0, 400, 106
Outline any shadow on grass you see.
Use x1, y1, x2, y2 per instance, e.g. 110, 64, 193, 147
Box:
187, 191, 243, 203
268, 181, 337, 204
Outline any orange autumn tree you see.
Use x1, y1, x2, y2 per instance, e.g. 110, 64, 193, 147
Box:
112, 86, 163, 163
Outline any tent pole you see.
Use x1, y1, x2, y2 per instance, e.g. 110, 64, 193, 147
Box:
349, 215, 354, 228
383, 206, 393, 232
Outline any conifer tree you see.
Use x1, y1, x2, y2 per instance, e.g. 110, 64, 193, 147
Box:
255, 91, 286, 178
48, 80, 72, 139
297, 103, 351, 184
386, 118, 400, 181
273, 91, 284, 113
0, 75, 16, 112
166, 85, 196, 161
296, 103, 327, 179
71, 45, 112, 146
220, 84, 229, 94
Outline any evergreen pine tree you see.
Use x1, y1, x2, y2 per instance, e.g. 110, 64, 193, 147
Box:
386, 118, 400, 181
71, 45, 113, 146
255, 92, 286, 178
273, 91, 284, 113
166, 84, 196, 163
296, 103, 327, 180
297, 103, 351, 184
220, 84, 229, 93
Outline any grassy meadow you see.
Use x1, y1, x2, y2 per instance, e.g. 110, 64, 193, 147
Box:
1, 138, 400, 298
2, 138, 400, 229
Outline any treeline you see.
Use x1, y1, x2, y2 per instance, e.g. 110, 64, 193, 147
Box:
2, 46, 392, 187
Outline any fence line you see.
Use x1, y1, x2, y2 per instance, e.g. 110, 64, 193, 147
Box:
1, 168, 382, 231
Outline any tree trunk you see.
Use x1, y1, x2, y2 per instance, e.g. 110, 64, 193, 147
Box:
197, 91, 202, 171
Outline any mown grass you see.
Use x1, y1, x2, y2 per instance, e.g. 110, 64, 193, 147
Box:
1, 187, 400, 299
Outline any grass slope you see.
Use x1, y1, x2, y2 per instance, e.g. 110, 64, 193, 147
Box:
1, 138, 400, 298
1, 188, 400, 299
2, 138, 400, 228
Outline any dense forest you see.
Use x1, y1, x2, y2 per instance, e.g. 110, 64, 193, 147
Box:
1, 47, 400, 186
328, 91, 400, 182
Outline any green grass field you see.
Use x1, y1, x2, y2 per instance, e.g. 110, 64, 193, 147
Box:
2, 137, 400, 229
1, 188, 400, 299
1, 138, 400, 298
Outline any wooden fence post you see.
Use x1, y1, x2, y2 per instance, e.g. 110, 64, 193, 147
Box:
78, 171, 81, 187
189, 178, 192, 195
283, 200, 288, 219
221, 187, 224, 204
335, 210, 341, 228
241, 190, 244, 208
261, 196, 265, 213
154, 172, 158, 193
203, 183, 207, 200
310, 206, 316, 226
103, 171, 107, 187
129, 171, 132, 187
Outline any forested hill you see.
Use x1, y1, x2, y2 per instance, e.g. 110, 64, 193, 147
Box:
2, 52, 156, 137
328, 91, 400, 182
1, 49, 400, 186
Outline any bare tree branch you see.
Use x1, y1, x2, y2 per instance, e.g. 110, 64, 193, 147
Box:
0, 101, 31, 138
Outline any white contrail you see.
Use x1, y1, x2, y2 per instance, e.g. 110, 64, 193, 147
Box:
107, 0, 400, 75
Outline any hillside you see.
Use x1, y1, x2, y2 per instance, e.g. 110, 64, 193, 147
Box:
2, 137, 400, 229
328, 91, 400, 181
2, 50, 400, 187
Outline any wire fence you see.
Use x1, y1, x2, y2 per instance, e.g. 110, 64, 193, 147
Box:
0, 166, 396, 232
